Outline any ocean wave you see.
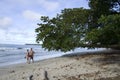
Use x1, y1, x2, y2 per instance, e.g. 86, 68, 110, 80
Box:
0, 47, 21, 51
0, 47, 42, 52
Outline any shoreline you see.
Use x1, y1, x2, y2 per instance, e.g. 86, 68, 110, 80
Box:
0, 49, 120, 80
0, 48, 105, 67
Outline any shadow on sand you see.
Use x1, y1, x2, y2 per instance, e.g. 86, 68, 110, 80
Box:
62, 49, 120, 80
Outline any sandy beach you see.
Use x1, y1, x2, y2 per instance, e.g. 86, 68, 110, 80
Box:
0, 49, 120, 80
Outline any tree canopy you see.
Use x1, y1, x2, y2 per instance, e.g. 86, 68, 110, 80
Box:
35, 0, 120, 52
86, 14, 120, 46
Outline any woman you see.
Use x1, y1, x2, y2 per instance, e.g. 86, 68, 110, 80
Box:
25, 49, 30, 64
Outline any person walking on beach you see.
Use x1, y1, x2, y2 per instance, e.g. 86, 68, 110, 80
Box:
29, 48, 35, 63
25, 49, 30, 64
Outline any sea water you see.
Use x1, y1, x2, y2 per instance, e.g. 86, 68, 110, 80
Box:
0, 44, 105, 67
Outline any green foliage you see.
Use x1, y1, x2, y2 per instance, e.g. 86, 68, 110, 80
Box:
98, 14, 120, 45
86, 14, 120, 45
88, 0, 120, 30
36, 0, 120, 52
36, 8, 90, 52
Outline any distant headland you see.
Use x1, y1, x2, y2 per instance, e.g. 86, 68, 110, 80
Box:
25, 44, 41, 45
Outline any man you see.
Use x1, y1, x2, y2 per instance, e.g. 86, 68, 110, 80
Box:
29, 48, 35, 63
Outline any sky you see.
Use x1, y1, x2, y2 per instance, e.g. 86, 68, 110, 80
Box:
0, 0, 89, 44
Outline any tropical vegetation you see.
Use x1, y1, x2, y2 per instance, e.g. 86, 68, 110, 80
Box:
35, 0, 120, 52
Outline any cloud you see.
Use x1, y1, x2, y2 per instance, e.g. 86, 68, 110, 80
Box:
37, 0, 60, 11
0, 29, 6, 40
0, 0, 89, 44
23, 10, 43, 21
0, 17, 12, 29
0, 28, 36, 44
42, 1, 59, 11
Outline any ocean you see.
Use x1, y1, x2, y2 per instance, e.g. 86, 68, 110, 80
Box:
0, 44, 105, 67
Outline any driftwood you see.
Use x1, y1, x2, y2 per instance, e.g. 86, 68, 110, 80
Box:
28, 75, 33, 80
44, 71, 49, 80
27, 71, 49, 80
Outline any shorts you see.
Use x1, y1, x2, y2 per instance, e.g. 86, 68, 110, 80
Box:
29, 55, 33, 59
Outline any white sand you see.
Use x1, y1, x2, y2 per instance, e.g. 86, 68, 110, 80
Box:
0, 51, 120, 80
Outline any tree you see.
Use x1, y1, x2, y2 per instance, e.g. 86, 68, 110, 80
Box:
86, 14, 120, 47
88, 0, 120, 30
36, 0, 120, 52
36, 8, 90, 52
86, 0, 120, 48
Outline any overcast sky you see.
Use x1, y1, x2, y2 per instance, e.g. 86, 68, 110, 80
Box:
0, 0, 89, 44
